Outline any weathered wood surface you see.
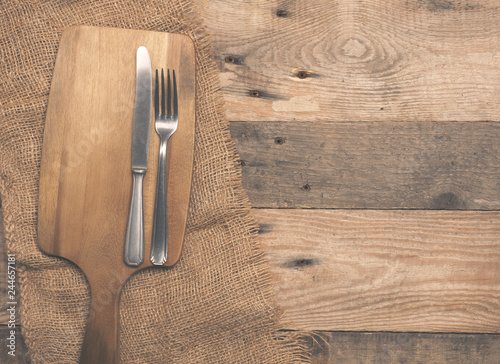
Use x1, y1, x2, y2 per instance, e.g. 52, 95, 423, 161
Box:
4, 203, 496, 360
3, 0, 500, 362
255, 209, 500, 332
302, 331, 500, 364
196, 0, 500, 122
4, 323, 498, 364
230, 121, 500, 209
4, 204, 499, 355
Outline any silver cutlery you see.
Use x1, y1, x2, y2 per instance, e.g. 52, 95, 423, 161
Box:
124, 46, 152, 267
151, 69, 178, 265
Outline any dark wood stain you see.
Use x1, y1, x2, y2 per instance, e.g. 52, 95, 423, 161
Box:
432, 192, 464, 210
413, 0, 482, 12
257, 223, 273, 234
283, 258, 320, 269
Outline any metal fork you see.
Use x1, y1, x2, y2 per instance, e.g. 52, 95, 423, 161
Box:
151, 69, 178, 265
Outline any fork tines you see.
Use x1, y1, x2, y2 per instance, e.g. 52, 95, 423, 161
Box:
155, 69, 177, 120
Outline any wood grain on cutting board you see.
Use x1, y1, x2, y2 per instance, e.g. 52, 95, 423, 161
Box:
37, 26, 195, 363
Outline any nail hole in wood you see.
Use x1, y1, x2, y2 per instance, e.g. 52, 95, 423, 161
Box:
274, 137, 286, 145
225, 56, 235, 63
276, 9, 288, 17
302, 184, 311, 191
250, 90, 260, 97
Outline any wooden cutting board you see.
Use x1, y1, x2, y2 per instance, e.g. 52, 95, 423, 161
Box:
38, 26, 196, 363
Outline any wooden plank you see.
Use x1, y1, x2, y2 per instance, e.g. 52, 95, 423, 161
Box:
299, 331, 500, 363
3, 325, 499, 364
255, 209, 500, 332
195, 0, 500, 122
230, 121, 500, 209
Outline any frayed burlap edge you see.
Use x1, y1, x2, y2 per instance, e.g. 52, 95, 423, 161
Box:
179, 3, 313, 362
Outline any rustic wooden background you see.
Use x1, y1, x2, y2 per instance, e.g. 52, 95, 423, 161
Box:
197, 0, 500, 361
2, 0, 500, 362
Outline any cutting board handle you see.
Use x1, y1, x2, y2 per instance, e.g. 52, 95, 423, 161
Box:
80, 279, 121, 364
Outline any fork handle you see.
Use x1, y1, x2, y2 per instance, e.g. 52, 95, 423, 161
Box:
151, 137, 168, 265
124, 171, 145, 266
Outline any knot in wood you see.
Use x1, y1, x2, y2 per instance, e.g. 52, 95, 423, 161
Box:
297, 70, 309, 79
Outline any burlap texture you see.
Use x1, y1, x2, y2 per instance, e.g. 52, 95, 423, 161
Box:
0, 1, 310, 362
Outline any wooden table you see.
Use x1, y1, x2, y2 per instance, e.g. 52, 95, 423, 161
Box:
196, 0, 500, 361
2, 0, 500, 362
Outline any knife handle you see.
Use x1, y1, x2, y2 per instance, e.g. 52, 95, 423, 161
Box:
124, 172, 145, 266
151, 137, 168, 265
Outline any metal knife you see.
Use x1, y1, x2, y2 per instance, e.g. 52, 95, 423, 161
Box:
124, 46, 152, 267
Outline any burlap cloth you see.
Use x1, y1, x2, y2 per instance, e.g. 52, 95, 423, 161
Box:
0, 1, 311, 362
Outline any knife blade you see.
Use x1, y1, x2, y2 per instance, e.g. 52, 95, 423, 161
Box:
124, 46, 152, 267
